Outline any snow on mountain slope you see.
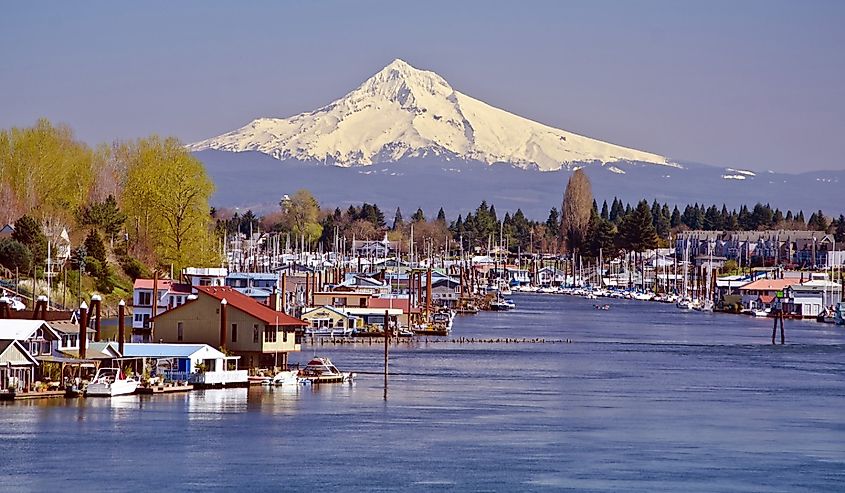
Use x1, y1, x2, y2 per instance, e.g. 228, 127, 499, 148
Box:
189, 59, 671, 171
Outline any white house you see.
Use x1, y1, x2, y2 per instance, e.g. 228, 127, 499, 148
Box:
120, 343, 247, 386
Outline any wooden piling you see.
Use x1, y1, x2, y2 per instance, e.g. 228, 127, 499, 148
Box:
78, 301, 88, 359
220, 298, 228, 349
118, 300, 125, 355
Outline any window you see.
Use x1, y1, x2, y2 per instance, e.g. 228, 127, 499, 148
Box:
177, 322, 184, 341
134, 314, 143, 322
359, 297, 367, 308
253, 324, 260, 343
332, 297, 346, 307
283, 328, 288, 342
264, 325, 277, 343
138, 291, 152, 306
231, 323, 238, 343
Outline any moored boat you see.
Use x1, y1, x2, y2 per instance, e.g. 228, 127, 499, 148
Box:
489, 298, 516, 311
297, 357, 354, 384
84, 368, 139, 397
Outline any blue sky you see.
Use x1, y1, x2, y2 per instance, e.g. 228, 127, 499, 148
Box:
1, 0, 843, 172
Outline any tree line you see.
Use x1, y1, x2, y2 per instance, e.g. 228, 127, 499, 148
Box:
0, 120, 219, 294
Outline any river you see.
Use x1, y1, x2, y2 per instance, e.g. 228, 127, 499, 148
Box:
2, 294, 844, 491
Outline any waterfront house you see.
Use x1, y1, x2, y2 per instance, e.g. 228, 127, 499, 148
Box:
0, 339, 40, 393
152, 286, 305, 369
784, 276, 842, 318
226, 272, 279, 290
132, 279, 193, 338
367, 296, 419, 327
0, 320, 61, 359
182, 267, 227, 287
301, 306, 362, 332
120, 343, 247, 386
737, 279, 795, 310
504, 266, 531, 286
424, 277, 461, 307
48, 320, 94, 353
336, 274, 389, 295
536, 267, 566, 286
313, 291, 374, 309
352, 238, 398, 257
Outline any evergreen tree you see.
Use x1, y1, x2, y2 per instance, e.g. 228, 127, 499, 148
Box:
600, 200, 609, 221
12, 215, 47, 267
610, 198, 624, 224
436, 207, 447, 224
84, 229, 107, 264
835, 215, 845, 242
619, 200, 659, 253
392, 207, 404, 230
545, 208, 560, 238
587, 217, 619, 259
76, 194, 126, 236
0, 239, 32, 274
411, 208, 426, 223
670, 206, 682, 229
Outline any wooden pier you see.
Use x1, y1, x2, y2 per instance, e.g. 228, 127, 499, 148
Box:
0, 390, 67, 401
137, 384, 194, 395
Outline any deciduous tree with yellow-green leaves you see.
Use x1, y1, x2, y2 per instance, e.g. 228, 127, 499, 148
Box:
0, 118, 95, 222
120, 136, 219, 273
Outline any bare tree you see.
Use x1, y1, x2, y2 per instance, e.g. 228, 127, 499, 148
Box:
560, 169, 593, 254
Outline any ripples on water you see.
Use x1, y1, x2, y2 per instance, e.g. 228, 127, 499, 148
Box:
1, 294, 844, 492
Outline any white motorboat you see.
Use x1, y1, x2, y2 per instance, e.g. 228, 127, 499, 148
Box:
676, 298, 694, 310
269, 370, 299, 386
489, 298, 516, 311
752, 308, 770, 318
85, 368, 139, 397
298, 357, 355, 384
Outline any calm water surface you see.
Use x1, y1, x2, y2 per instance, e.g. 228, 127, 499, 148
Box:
2, 294, 844, 492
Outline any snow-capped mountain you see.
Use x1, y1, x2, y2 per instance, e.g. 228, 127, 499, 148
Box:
189, 59, 670, 171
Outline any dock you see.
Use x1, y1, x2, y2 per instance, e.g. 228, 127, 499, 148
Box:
0, 390, 67, 401
137, 384, 194, 395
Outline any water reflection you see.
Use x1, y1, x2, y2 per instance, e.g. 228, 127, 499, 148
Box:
1, 295, 844, 491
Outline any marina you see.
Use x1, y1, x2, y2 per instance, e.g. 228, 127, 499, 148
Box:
1, 295, 843, 491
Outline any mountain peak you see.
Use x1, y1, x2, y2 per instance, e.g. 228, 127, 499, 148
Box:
189, 59, 670, 170
352, 58, 453, 108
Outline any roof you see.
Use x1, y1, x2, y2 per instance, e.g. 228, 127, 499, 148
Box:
49, 320, 95, 335
234, 287, 273, 298
738, 279, 795, 291
301, 305, 357, 319
0, 340, 39, 365
133, 279, 193, 294
119, 343, 226, 359
195, 286, 306, 327
227, 272, 278, 281
337, 307, 404, 316
758, 295, 775, 303
0, 320, 58, 341
134, 278, 173, 290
